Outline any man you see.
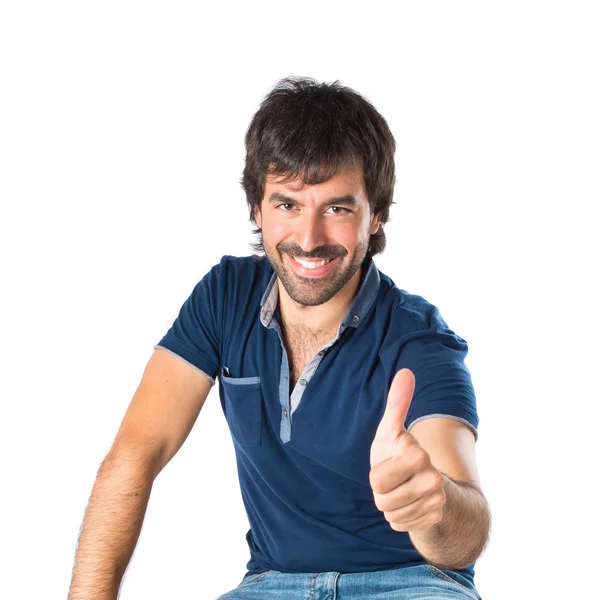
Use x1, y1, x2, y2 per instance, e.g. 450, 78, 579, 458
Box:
68, 77, 490, 600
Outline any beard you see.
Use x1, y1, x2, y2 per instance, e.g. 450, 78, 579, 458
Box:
262, 236, 370, 307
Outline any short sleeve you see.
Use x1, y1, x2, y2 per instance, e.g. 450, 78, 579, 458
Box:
154, 260, 224, 385
391, 305, 479, 441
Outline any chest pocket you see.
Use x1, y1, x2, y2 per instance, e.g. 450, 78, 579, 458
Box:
221, 374, 263, 447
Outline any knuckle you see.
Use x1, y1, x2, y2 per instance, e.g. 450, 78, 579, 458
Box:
419, 477, 438, 498
428, 470, 444, 491
434, 491, 446, 509
408, 450, 427, 472
438, 486, 447, 503
429, 493, 444, 511
406, 451, 429, 475
375, 494, 392, 513
369, 472, 381, 492
417, 451, 431, 470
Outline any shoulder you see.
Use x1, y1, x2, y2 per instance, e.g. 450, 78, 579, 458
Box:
375, 269, 450, 341
187, 254, 272, 311
207, 254, 274, 311
208, 254, 272, 286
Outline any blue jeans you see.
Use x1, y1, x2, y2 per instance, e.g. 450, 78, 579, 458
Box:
216, 565, 483, 599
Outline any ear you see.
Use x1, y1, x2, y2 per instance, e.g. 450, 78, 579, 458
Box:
370, 212, 381, 235
254, 204, 262, 228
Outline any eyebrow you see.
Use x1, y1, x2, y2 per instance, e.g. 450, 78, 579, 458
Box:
267, 192, 360, 208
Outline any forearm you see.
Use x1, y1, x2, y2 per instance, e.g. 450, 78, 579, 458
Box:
409, 474, 491, 570
67, 451, 155, 600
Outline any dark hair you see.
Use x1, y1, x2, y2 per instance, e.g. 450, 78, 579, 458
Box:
240, 76, 396, 259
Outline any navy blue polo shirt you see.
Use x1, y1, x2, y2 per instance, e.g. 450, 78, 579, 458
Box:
154, 254, 480, 583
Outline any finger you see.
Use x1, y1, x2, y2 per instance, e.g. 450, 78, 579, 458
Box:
369, 444, 421, 493
382, 488, 446, 524
374, 368, 415, 443
389, 507, 444, 533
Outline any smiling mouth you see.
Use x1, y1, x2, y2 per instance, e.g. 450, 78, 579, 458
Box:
285, 253, 340, 277
292, 256, 334, 269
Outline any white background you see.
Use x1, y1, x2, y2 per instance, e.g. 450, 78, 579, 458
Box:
1, 2, 598, 599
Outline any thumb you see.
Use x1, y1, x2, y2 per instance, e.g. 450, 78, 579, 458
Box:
374, 368, 415, 443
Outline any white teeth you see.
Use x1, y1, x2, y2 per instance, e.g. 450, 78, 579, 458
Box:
294, 257, 333, 269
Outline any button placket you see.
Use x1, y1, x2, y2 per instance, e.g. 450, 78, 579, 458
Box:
272, 321, 293, 443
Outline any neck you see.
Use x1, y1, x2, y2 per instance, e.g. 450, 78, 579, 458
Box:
277, 266, 363, 334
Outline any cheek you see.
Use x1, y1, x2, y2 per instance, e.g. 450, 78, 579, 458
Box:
337, 221, 370, 245
269, 220, 291, 237
261, 218, 291, 243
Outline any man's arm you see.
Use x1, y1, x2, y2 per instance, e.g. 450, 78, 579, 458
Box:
407, 417, 491, 570
67, 449, 155, 600
67, 348, 213, 600
409, 472, 491, 570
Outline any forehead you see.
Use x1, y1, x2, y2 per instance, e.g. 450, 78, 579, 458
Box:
265, 164, 365, 191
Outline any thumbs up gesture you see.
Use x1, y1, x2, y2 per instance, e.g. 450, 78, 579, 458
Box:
369, 369, 447, 534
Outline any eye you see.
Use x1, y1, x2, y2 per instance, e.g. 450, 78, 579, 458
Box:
329, 206, 350, 215
276, 203, 295, 211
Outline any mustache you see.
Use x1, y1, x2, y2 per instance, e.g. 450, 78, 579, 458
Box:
277, 243, 347, 260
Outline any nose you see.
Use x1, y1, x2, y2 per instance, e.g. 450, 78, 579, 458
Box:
296, 210, 328, 254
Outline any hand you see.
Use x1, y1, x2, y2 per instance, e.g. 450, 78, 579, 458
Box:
369, 368, 446, 534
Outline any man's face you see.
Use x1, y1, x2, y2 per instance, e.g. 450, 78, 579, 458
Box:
254, 164, 380, 307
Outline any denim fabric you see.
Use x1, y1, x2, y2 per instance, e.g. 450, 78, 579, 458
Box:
216, 565, 483, 599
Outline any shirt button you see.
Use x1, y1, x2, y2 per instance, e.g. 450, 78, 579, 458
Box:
352, 315, 360, 323
299, 379, 307, 386
283, 409, 288, 417
318, 351, 324, 356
